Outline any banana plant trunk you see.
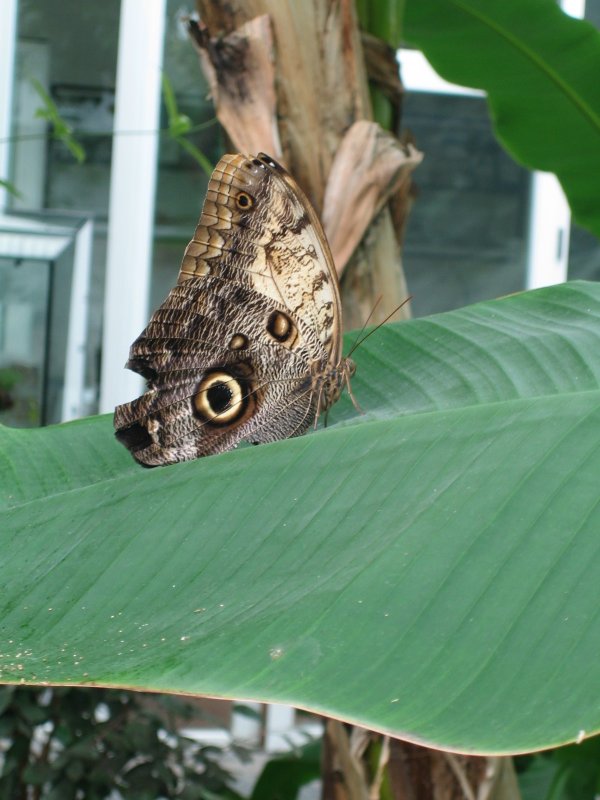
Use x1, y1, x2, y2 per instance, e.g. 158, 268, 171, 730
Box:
192, 1, 519, 798
193, 0, 415, 330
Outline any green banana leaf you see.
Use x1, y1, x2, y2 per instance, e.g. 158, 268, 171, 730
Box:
1, 281, 600, 755
403, 0, 600, 240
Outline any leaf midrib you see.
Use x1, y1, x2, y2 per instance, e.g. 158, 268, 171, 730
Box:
3, 387, 599, 513
449, 0, 600, 135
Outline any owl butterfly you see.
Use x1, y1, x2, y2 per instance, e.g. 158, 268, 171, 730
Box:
114, 153, 355, 466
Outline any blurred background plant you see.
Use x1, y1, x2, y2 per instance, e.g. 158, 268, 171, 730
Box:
0, 686, 250, 799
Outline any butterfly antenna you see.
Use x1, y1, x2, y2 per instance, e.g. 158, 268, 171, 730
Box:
346, 296, 383, 356
347, 295, 412, 358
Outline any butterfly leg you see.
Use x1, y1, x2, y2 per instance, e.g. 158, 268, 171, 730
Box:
345, 369, 364, 415
313, 383, 325, 430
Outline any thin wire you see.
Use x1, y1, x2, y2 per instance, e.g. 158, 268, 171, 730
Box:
0, 119, 218, 146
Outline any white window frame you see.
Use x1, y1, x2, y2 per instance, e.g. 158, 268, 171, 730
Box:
99, 0, 167, 412
0, 0, 18, 213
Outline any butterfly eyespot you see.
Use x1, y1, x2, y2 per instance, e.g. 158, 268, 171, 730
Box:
236, 191, 254, 209
266, 310, 297, 345
229, 333, 249, 350
192, 371, 248, 425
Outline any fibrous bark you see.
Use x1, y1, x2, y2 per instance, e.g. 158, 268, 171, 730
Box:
192, 0, 421, 327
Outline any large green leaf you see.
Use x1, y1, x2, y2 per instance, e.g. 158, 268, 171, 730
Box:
403, 0, 600, 240
1, 281, 600, 755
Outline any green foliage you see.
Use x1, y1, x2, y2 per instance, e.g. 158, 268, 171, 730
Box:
0, 686, 244, 799
356, 0, 405, 48
31, 79, 86, 164
0, 178, 23, 200
249, 740, 320, 800
0, 368, 21, 414
517, 736, 600, 800
25, 74, 214, 180
356, 0, 406, 130
0, 368, 21, 392
2, 282, 600, 754
404, 0, 600, 240
161, 73, 213, 178
549, 737, 600, 799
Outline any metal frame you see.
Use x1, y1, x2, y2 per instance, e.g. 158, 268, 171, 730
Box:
99, 0, 167, 413
0, 0, 18, 212
0, 212, 94, 423
62, 218, 94, 420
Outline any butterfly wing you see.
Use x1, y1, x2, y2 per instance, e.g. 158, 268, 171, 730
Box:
114, 153, 343, 466
179, 153, 343, 364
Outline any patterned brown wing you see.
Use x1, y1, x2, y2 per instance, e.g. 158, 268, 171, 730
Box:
179, 154, 343, 366
114, 274, 328, 465
114, 153, 351, 466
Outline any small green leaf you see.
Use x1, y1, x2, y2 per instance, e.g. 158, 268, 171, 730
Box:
161, 73, 179, 121
161, 72, 212, 176
171, 113, 193, 137
250, 740, 321, 800
517, 755, 558, 800
162, 73, 192, 137
62, 136, 86, 165
175, 135, 214, 177
0, 178, 23, 200
31, 79, 63, 124
31, 78, 86, 164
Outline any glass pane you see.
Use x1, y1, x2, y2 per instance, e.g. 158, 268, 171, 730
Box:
402, 93, 530, 317
568, 224, 600, 282
151, 1, 221, 310
0, 256, 50, 426
13, 0, 121, 416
